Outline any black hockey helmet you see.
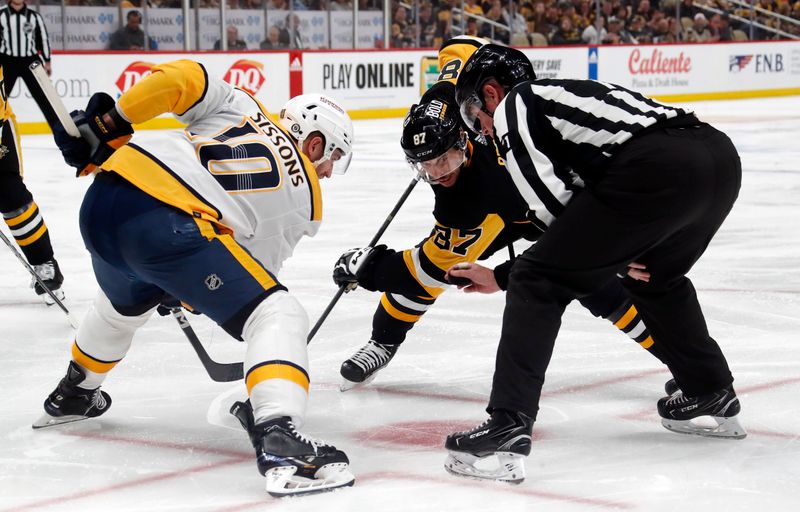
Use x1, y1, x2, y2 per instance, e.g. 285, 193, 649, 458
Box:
455, 44, 535, 133
401, 98, 467, 183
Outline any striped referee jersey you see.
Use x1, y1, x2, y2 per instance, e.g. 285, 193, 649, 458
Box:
0, 3, 50, 61
493, 79, 696, 229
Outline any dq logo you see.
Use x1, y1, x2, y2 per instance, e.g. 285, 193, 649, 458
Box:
116, 61, 156, 93
223, 60, 266, 95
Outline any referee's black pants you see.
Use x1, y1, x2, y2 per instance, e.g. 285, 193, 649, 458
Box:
488, 123, 742, 420
0, 56, 59, 128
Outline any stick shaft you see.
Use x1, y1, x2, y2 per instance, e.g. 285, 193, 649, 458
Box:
29, 61, 80, 137
307, 175, 420, 343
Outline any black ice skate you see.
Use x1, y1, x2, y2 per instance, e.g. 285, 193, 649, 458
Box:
444, 409, 533, 484
31, 259, 64, 306
339, 339, 399, 391
230, 400, 354, 497
664, 378, 680, 396
33, 361, 112, 429
657, 385, 746, 439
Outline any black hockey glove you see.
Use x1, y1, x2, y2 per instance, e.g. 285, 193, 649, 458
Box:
332, 245, 387, 292
56, 92, 134, 177
156, 295, 200, 316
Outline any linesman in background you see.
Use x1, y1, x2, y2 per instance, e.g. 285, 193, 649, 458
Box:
0, 62, 64, 303
0, 0, 58, 129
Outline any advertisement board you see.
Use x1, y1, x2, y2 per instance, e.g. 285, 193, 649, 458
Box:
302, 50, 427, 113
8, 53, 290, 127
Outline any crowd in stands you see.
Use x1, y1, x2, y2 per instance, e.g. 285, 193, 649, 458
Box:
385, 0, 800, 47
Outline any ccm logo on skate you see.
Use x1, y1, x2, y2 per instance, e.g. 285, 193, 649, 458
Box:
469, 429, 490, 439
680, 404, 699, 413
116, 61, 156, 93
224, 60, 266, 96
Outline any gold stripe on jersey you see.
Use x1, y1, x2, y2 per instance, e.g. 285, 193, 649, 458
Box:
102, 143, 226, 230
437, 36, 488, 85
246, 360, 309, 395
117, 60, 209, 124
193, 217, 280, 292
71, 341, 121, 374
402, 213, 505, 296
639, 335, 655, 349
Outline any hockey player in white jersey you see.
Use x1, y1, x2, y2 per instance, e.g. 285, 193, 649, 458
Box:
33, 60, 355, 497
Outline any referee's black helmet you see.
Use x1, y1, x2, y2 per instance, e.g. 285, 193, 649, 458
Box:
455, 44, 535, 131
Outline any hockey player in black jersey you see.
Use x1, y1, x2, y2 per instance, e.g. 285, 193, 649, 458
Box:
332, 81, 671, 401
443, 44, 745, 482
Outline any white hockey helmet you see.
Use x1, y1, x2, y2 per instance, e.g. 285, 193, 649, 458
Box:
279, 93, 354, 175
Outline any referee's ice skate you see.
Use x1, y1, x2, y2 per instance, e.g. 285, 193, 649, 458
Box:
657, 385, 747, 439
230, 400, 354, 497
32, 361, 112, 429
339, 339, 399, 391
444, 409, 533, 484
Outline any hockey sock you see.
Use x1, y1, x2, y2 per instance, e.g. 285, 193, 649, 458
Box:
3, 201, 54, 265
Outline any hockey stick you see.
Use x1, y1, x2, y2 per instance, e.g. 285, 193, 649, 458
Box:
29, 60, 81, 137
0, 228, 79, 329
170, 308, 244, 382
307, 174, 421, 343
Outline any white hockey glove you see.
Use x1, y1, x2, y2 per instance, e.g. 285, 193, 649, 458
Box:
332, 245, 385, 292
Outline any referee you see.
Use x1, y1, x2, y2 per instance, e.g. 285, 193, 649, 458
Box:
0, 0, 57, 128
443, 44, 745, 480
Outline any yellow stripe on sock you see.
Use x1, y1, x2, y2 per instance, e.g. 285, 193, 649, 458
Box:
16, 223, 47, 246
614, 305, 638, 330
639, 336, 655, 349
380, 293, 421, 323
5, 202, 36, 227
71, 342, 119, 374
246, 363, 309, 395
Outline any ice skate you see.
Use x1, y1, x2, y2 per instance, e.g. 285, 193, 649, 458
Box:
31, 259, 65, 306
230, 400, 354, 497
339, 339, 399, 391
664, 378, 680, 396
444, 409, 533, 484
33, 361, 112, 429
657, 385, 746, 439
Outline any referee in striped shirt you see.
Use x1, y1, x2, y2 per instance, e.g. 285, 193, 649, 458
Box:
445, 44, 744, 468
0, 0, 57, 128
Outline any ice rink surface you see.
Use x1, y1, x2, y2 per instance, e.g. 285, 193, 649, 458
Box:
1, 95, 799, 511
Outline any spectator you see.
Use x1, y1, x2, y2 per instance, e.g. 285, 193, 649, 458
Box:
652, 17, 680, 42
550, 15, 583, 44
214, 25, 248, 50
109, 10, 157, 50
504, 0, 529, 34
709, 13, 734, 41
528, 1, 549, 34
684, 12, 712, 42
480, 1, 510, 43
635, 0, 654, 20
418, 2, 436, 47
582, 16, 607, 44
604, 16, 637, 43
464, 17, 480, 36
434, 2, 454, 47
283, 13, 305, 48
542, 4, 561, 38
628, 14, 653, 42
260, 25, 287, 49
679, 0, 701, 19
